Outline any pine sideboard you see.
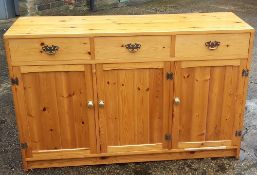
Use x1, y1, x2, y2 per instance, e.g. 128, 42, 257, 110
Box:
4, 12, 255, 170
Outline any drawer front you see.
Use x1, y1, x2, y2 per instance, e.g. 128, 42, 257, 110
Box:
175, 33, 250, 60
9, 38, 91, 65
94, 36, 171, 60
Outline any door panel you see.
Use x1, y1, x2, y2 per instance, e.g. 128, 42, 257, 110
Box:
96, 62, 172, 153
173, 60, 245, 149
19, 65, 97, 159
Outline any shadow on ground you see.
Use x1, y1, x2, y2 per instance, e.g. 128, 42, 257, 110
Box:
1, 0, 257, 174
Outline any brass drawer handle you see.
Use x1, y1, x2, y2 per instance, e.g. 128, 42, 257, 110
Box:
124, 43, 141, 53
41, 43, 59, 55
205, 41, 220, 50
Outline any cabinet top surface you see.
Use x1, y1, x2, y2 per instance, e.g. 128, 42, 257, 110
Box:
4, 12, 254, 39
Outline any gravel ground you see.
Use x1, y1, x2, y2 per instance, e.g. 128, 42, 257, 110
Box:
1, 0, 257, 174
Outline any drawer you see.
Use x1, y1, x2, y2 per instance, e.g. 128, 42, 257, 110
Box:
8, 38, 91, 65
175, 33, 250, 60
94, 36, 171, 61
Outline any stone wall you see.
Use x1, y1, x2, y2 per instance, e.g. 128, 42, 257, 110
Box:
19, 0, 150, 16
94, 0, 152, 10
96, 0, 119, 10
19, 0, 87, 15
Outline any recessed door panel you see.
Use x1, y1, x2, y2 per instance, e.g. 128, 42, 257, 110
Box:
172, 60, 247, 150
96, 62, 172, 153
17, 65, 97, 160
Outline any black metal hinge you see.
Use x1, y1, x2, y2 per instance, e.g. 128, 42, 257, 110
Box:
242, 69, 249, 77
235, 130, 242, 137
165, 134, 172, 141
11, 77, 19, 85
20, 143, 28, 149
166, 72, 173, 80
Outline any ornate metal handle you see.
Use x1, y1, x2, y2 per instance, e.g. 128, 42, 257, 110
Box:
124, 43, 141, 53
41, 44, 59, 55
205, 41, 220, 50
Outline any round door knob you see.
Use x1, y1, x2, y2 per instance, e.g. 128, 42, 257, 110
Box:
87, 100, 94, 109
174, 97, 180, 105
99, 100, 105, 108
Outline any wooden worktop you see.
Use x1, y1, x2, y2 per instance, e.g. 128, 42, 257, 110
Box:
4, 12, 254, 39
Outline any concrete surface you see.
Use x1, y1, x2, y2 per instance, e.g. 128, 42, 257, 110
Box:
1, 0, 257, 174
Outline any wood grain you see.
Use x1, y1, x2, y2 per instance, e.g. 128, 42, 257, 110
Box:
28, 148, 90, 161
232, 32, 255, 158
20, 65, 85, 73
108, 144, 163, 153
173, 62, 243, 149
178, 140, 231, 149
103, 62, 164, 70
181, 59, 241, 68
11, 67, 32, 170
205, 67, 225, 140
21, 66, 96, 157
26, 148, 237, 169
96, 62, 170, 153
8, 38, 91, 66
3, 12, 254, 170
95, 36, 170, 60
4, 12, 254, 39
175, 33, 250, 60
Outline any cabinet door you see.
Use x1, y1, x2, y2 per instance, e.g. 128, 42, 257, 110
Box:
96, 62, 172, 153
172, 60, 248, 150
13, 65, 97, 161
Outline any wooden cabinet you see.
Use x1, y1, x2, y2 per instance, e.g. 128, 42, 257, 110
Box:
4, 13, 254, 170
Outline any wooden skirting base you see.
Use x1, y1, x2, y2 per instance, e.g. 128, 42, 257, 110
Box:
27, 148, 237, 169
